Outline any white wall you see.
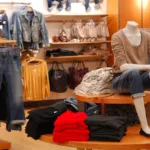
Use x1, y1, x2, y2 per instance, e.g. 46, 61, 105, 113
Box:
0, 0, 107, 41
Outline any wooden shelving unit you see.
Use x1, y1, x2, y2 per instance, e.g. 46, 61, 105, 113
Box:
45, 14, 108, 18
46, 55, 104, 63
45, 88, 74, 100
45, 14, 108, 23
50, 40, 111, 45
43, 13, 110, 101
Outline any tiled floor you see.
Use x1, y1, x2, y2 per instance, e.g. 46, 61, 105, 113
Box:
0, 109, 75, 150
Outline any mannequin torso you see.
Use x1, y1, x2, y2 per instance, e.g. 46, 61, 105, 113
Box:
123, 21, 141, 47
118, 21, 150, 72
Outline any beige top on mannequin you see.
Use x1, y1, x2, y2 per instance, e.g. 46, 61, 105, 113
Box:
111, 21, 150, 73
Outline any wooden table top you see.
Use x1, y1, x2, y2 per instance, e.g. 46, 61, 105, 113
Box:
75, 91, 150, 104
40, 125, 150, 150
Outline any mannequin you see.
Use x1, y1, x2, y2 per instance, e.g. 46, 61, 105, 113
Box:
111, 21, 150, 136
121, 21, 150, 72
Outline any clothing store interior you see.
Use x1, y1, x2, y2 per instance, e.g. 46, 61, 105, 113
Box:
0, 0, 150, 150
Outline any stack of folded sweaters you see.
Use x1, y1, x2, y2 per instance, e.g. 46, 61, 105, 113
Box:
25, 101, 67, 140
53, 110, 89, 142
85, 115, 127, 142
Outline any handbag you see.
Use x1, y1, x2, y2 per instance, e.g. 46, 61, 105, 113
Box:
49, 61, 68, 93
97, 58, 108, 68
68, 61, 89, 89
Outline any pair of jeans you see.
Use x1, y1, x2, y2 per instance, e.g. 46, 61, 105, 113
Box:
84, 102, 101, 116
48, 0, 63, 11
0, 14, 10, 39
48, 0, 71, 11
0, 48, 25, 131
85, 0, 100, 11
64, 98, 78, 112
112, 70, 150, 98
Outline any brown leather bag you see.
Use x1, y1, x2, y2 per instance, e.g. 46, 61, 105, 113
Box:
68, 61, 89, 89
49, 61, 68, 93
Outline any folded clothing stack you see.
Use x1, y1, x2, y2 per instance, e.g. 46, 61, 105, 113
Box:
46, 49, 77, 57
25, 101, 67, 140
53, 110, 89, 143
85, 115, 127, 142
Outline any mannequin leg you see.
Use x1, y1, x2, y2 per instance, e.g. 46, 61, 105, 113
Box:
133, 96, 150, 134
113, 70, 150, 135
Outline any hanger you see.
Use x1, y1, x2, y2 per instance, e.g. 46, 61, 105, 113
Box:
27, 57, 43, 65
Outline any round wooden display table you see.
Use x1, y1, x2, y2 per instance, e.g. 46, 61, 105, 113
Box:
39, 91, 150, 150
76, 91, 150, 115
75, 91, 150, 104
40, 125, 150, 150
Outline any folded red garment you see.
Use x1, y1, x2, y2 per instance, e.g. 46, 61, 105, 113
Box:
54, 110, 88, 128
54, 125, 87, 132
53, 132, 89, 143
62, 129, 89, 135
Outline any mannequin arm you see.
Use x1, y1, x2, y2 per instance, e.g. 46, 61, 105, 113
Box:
120, 63, 150, 72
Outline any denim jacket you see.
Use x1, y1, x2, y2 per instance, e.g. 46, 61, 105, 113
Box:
0, 14, 10, 39
11, 8, 49, 49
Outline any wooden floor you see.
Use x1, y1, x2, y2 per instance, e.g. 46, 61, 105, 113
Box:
0, 109, 75, 150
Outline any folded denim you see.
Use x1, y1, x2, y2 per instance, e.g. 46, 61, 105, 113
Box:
64, 97, 78, 112
84, 102, 101, 116
84, 0, 100, 11
48, 0, 63, 11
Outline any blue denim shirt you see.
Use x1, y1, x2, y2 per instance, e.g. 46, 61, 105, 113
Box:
0, 14, 10, 39
10, 7, 49, 49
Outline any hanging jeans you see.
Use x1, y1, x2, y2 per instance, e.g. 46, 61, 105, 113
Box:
112, 70, 150, 98
47, 0, 63, 11
47, 0, 71, 11
84, 0, 100, 11
0, 48, 25, 131
0, 14, 10, 39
